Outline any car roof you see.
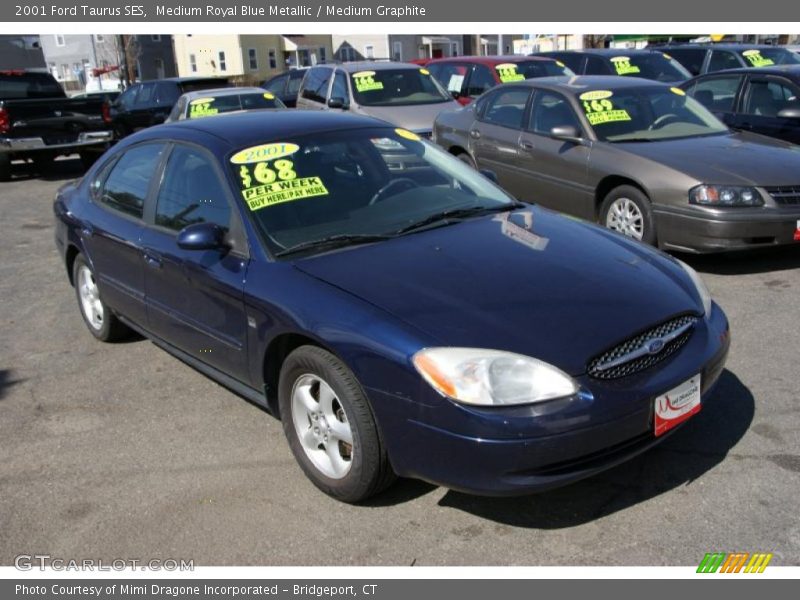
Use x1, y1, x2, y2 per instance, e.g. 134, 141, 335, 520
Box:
149, 76, 228, 83
687, 64, 800, 78
515, 75, 671, 93
134, 110, 390, 152
426, 55, 558, 66
541, 49, 670, 56
338, 61, 424, 72
180, 87, 269, 100
661, 43, 788, 50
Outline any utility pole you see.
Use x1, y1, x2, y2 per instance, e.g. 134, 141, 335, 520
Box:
116, 34, 125, 89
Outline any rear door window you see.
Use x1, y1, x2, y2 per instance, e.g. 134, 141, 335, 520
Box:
301, 67, 332, 103
97, 144, 166, 219
743, 79, 800, 117
133, 82, 157, 107
480, 87, 531, 129
686, 75, 744, 112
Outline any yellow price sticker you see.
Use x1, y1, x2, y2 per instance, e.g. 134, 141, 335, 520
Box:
579, 90, 613, 101
230, 142, 300, 165
395, 128, 421, 141
419, 68, 430, 75
742, 50, 775, 67
670, 87, 686, 96
610, 56, 641, 75
495, 63, 526, 83
352, 70, 384, 92
188, 99, 219, 118
263, 92, 275, 100
580, 90, 631, 125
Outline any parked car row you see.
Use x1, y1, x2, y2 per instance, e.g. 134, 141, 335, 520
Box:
21, 46, 799, 504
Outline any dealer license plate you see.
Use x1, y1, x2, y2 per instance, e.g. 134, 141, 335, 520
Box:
654, 374, 701, 436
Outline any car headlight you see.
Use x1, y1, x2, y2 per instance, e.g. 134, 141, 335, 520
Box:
412, 348, 578, 406
689, 184, 763, 207
676, 259, 713, 316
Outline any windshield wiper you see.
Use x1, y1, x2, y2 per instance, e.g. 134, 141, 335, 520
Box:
395, 202, 525, 235
274, 233, 395, 258
612, 137, 656, 143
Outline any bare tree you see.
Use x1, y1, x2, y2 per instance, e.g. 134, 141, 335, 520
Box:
583, 35, 608, 49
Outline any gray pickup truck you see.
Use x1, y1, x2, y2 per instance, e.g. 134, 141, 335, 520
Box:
0, 70, 113, 181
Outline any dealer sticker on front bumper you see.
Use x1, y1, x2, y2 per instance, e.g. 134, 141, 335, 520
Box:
654, 374, 701, 436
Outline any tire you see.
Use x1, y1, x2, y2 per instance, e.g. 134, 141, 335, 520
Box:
457, 151, 477, 169
0, 153, 10, 182
278, 345, 396, 502
72, 254, 130, 342
600, 185, 657, 246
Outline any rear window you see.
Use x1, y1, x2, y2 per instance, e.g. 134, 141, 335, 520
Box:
737, 47, 800, 67
186, 92, 284, 119
607, 53, 691, 82
0, 71, 64, 99
493, 60, 574, 83
179, 79, 230, 94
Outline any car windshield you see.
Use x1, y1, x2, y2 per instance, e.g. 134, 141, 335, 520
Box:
580, 87, 729, 142
494, 60, 575, 82
736, 47, 800, 67
228, 127, 516, 256
350, 68, 451, 106
608, 53, 691, 82
186, 92, 284, 118
0, 71, 64, 98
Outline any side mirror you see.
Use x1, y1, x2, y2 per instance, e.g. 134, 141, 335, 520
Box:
328, 97, 348, 109
176, 222, 226, 251
549, 125, 584, 144
479, 168, 498, 183
777, 107, 800, 119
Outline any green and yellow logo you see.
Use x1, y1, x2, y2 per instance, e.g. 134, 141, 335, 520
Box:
697, 552, 773, 573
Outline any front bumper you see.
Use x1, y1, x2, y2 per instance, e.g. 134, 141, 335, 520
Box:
0, 131, 113, 154
369, 304, 730, 496
655, 204, 800, 253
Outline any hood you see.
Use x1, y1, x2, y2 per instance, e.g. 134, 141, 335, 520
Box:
618, 132, 800, 186
292, 208, 701, 376
356, 101, 459, 133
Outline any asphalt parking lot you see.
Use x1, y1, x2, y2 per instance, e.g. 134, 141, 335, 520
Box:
1, 157, 799, 567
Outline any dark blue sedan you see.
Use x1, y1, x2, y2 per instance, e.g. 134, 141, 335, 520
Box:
54, 110, 730, 502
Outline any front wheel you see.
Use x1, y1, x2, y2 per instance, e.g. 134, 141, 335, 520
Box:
72, 254, 131, 342
600, 185, 656, 245
278, 345, 395, 502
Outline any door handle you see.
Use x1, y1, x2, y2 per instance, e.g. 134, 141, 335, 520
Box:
142, 251, 162, 269
469, 130, 481, 139
519, 141, 535, 151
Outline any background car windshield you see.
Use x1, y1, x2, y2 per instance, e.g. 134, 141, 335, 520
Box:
513, 60, 575, 78
583, 88, 729, 142
229, 127, 514, 255
736, 47, 800, 66
187, 93, 283, 118
0, 72, 64, 98
611, 54, 691, 81
350, 69, 451, 106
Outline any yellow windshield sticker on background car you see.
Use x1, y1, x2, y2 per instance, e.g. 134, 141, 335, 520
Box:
671, 87, 686, 96
742, 49, 775, 67
662, 53, 673, 60
188, 98, 219, 118
579, 90, 631, 126
610, 56, 641, 75
230, 142, 300, 165
237, 156, 329, 211
395, 128, 421, 141
352, 71, 384, 92
419, 68, 430, 75
495, 63, 526, 83
263, 92, 275, 100
556, 60, 566, 68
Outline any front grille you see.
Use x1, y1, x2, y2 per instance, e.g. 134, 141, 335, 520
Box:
765, 186, 800, 206
588, 315, 698, 380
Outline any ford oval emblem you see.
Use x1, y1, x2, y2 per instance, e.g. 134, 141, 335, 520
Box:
647, 339, 665, 354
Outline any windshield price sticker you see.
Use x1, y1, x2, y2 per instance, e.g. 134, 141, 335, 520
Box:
419, 68, 431, 75
352, 71, 384, 92
188, 98, 219, 118
263, 92, 275, 100
743, 50, 775, 67
395, 128, 421, 141
671, 87, 686, 96
579, 90, 631, 125
232, 143, 328, 211
495, 63, 526, 83
611, 56, 641, 75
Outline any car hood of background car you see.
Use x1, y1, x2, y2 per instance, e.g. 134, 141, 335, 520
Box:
357, 102, 458, 132
616, 132, 800, 186
292, 207, 701, 376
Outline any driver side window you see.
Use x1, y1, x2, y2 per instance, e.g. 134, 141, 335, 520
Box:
155, 145, 231, 232
529, 91, 582, 135
480, 87, 531, 129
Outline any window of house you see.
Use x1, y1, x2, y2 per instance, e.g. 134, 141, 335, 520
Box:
365, 45, 375, 59
392, 41, 402, 62
218, 51, 227, 72
95, 34, 104, 43
55, 34, 65, 47
268, 48, 277, 69
248, 48, 258, 70
189, 54, 197, 73
319, 47, 327, 63
450, 42, 460, 57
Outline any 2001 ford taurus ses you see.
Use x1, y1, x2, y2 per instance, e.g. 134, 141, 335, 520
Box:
54, 111, 730, 502
434, 75, 800, 253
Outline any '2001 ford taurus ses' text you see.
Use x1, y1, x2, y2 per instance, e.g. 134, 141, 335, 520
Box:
55, 111, 730, 502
